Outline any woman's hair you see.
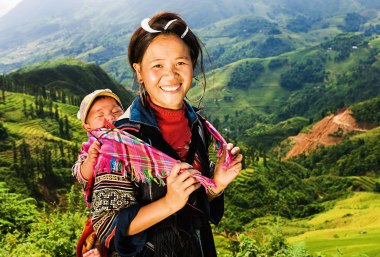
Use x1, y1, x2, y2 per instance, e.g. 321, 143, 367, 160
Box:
128, 12, 206, 105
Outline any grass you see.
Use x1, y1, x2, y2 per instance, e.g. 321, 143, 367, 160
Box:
189, 56, 289, 119
214, 191, 380, 257
214, 234, 234, 257
286, 192, 380, 256
0, 91, 86, 145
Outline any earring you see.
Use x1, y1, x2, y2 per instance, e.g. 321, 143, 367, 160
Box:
139, 82, 148, 107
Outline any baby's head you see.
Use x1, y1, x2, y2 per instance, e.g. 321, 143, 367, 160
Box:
77, 89, 123, 131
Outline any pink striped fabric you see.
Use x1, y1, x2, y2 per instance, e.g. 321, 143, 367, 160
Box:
84, 115, 232, 192
89, 128, 216, 191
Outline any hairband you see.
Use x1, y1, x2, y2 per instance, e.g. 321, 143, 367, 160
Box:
141, 18, 189, 38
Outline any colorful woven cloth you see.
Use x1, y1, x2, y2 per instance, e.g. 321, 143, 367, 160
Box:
89, 128, 217, 190
198, 115, 233, 167
81, 116, 232, 192
76, 216, 108, 257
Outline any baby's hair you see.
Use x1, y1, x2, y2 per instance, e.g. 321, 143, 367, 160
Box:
128, 12, 206, 105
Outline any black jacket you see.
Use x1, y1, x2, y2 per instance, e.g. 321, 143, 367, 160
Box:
110, 96, 224, 257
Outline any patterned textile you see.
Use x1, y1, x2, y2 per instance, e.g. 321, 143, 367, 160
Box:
72, 114, 231, 206
91, 173, 138, 247
76, 216, 108, 257
198, 115, 233, 168
88, 127, 217, 191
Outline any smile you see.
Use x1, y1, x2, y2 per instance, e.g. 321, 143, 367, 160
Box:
160, 84, 181, 92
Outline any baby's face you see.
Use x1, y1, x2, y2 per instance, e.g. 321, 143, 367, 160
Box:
83, 97, 123, 131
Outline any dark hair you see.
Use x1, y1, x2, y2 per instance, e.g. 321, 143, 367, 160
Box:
128, 12, 206, 105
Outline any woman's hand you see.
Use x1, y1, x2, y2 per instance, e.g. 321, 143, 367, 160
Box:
212, 143, 243, 194
163, 162, 201, 213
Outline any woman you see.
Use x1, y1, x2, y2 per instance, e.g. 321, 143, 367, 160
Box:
90, 12, 243, 257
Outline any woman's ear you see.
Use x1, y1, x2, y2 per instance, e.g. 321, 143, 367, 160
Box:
133, 63, 143, 83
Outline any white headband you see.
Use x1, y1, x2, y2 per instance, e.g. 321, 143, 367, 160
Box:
140, 18, 189, 39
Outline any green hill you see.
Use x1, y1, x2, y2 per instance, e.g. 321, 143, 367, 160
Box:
1, 22, 380, 257
287, 192, 380, 256
4, 58, 134, 108
188, 34, 380, 152
0, 59, 135, 199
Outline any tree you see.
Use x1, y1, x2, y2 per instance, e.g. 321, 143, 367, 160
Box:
64, 115, 70, 139
343, 13, 366, 32
0, 122, 8, 140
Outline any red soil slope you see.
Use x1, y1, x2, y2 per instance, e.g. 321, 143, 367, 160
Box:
284, 108, 374, 160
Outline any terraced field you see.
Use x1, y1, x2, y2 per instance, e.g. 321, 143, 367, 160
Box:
0, 91, 85, 163
287, 192, 380, 256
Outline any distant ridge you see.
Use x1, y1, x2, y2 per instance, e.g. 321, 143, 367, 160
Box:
6, 58, 135, 107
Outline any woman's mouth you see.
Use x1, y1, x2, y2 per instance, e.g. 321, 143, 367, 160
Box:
160, 84, 181, 92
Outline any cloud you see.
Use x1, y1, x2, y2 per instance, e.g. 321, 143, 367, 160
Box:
0, 0, 23, 17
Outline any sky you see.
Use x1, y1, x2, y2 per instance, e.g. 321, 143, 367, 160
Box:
0, 0, 23, 17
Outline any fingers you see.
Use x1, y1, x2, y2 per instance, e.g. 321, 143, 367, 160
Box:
91, 141, 101, 152
168, 163, 200, 190
177, 169, 201, 190
88, 141, 101, 160
227, 160, 243, 174
229, 153, 243, 167
224, 142, 241, 156
83, 249, 101, 257
165, 163, 201, 211
167, 162, 192, 182
230, 146, 240, 156
217, 143, 242, 167
216, 144, 228, 165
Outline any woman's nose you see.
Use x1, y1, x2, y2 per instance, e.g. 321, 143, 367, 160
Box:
164, 66, 178, 78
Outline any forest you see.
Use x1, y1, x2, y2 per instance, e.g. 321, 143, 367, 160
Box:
0, 1, 380, 255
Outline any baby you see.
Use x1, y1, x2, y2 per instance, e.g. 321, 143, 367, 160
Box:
75, 88, 124, 182
73, 89, 123, 257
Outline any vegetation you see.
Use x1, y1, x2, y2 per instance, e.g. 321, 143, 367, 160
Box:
341, 13, 367, 32
292, 130, 380, 177
280, 57, 326, 91
276, 35, 380, 121
1, 6, 380, 254
1, 58, 134, 108
286, 17, 312, 33
351, 97, 380, 125
227, 61, 264, 89
0, 183, 86, 257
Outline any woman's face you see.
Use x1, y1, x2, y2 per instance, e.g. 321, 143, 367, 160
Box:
133, 34, 193, 110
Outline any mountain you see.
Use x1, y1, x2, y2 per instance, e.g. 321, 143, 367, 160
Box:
1, 0, 379, 85
5, 58, 134, 107
0, 59, 134, 200
0, 0, 255, 70
191, 34, 380, 152
1, 1, 380, 255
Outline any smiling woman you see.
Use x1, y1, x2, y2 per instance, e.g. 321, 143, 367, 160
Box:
74, 11, 243, 257
0, 0, 23, 17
